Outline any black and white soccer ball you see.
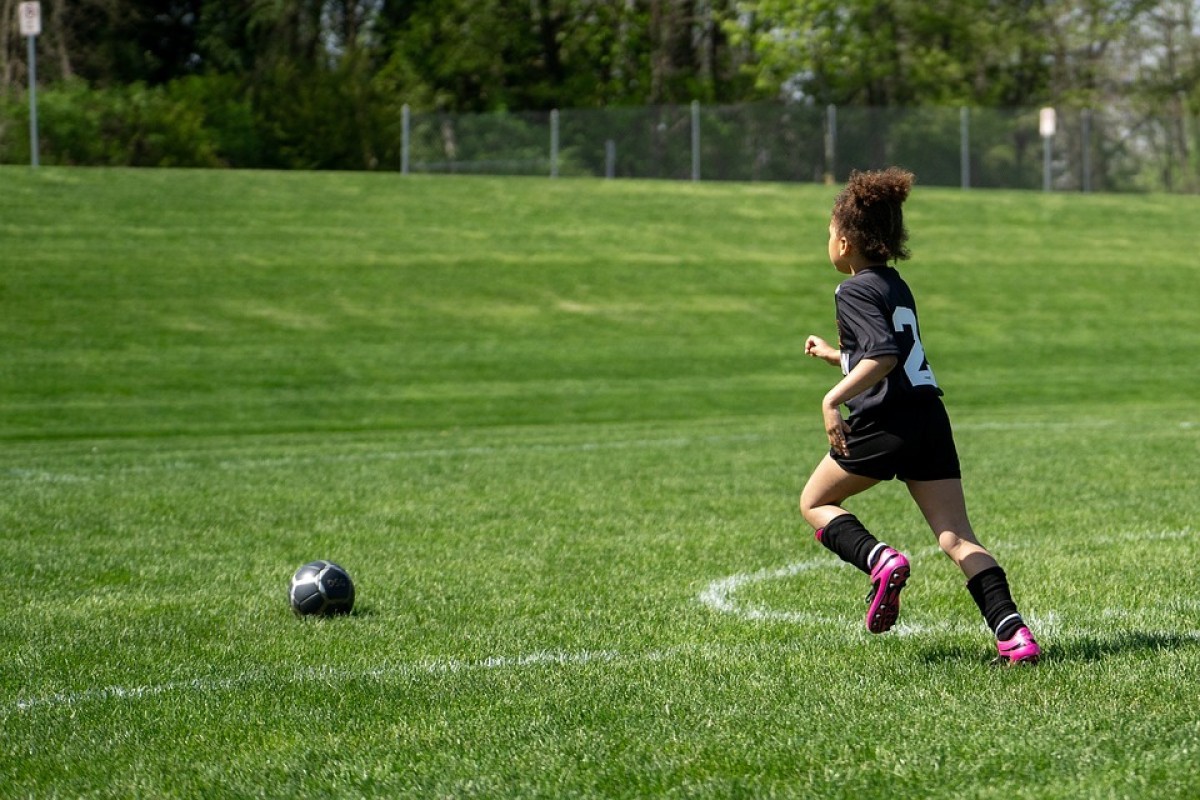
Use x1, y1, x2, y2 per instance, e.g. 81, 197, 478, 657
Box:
289, 560, 355, 617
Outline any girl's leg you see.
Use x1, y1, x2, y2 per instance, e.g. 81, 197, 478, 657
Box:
903, 478, 997, 579
799, 454, 879, 531
800, 456, 908, 634
906, 478, 1041, 663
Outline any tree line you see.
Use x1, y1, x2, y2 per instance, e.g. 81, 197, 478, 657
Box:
0, 1, 1197, 171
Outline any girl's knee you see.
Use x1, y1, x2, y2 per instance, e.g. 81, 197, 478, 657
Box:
798, 483, 821, 518
798, 490, 815, 518
798, 487, 836, 529
798, 496, 819, 529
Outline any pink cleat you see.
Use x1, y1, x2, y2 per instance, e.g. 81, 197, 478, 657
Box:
994, 626, 1042, 666
865, 547, 909, 634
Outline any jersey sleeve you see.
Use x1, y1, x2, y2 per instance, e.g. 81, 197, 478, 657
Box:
835, 280, 900, 361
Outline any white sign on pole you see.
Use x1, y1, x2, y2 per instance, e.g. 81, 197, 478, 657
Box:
19, 2, 42, 37
1039, 107, 1057, 138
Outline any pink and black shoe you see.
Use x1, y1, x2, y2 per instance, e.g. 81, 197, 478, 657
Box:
865, 547, 909, 634
994, 625, 1041, 666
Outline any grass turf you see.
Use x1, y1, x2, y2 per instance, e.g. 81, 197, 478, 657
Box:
2, 167, 1198, 798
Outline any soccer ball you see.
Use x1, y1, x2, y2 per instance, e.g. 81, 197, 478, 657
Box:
289, 560, 355, 617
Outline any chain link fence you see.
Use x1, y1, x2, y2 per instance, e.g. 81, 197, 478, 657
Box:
3, 92, 1194, 191
403, 102, 1200, 193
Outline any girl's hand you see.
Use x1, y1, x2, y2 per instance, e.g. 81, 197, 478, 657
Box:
805, 336, 839, 365
823, 403, 851, 457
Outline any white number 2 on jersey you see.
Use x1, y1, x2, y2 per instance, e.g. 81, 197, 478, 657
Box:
892, 306, 938, 388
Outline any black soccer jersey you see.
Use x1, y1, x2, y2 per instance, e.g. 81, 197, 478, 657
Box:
834, 267, 943, 416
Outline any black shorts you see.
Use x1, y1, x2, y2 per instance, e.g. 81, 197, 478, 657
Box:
833, 397, 962, 482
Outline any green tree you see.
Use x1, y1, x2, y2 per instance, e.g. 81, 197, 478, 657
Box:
726, 0, 1056, 106
376, 0, 756, 112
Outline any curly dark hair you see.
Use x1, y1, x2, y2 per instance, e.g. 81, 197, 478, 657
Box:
831, 167, 914, 263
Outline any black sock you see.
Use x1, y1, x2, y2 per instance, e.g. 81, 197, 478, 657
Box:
966, 566, 1023, 639
816, 514, 881, 575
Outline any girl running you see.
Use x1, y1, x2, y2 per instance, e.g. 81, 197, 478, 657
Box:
799, 167, 1040, 665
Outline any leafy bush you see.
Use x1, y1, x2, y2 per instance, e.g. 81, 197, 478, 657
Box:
0, 79, 224, 167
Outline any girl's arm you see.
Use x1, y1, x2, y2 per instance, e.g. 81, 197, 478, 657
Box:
820, 356, 899, 456
804, 335, 840, 366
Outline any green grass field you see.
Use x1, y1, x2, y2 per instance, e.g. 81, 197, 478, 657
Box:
2, 166, 1198, 798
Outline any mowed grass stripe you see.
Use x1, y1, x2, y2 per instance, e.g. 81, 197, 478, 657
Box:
3, 168, 1200, 798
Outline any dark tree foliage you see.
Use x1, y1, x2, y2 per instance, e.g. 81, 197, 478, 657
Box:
1, 0, 1196, 174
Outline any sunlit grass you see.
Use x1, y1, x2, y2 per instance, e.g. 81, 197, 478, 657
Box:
2, 167, 1198, 797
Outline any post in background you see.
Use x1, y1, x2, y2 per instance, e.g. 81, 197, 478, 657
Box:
18, 2, 41, 168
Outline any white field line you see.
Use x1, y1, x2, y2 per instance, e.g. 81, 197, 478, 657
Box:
1, 432, 770, 484
9, 530, 1197, 717
4, 415, 1196, 484
8, 650, 622, 713
697, 554, 1064, 636
10, 615, 1200, 717
6, 642, 730, 716
697, 530, 1196, 631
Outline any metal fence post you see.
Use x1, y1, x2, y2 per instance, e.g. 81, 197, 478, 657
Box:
960, 107, 970, 190
27, 33, 39, 168
1081, 108, 1092, 193
401, 104, 410, 175
825, 104, 837, 184
1043, 135, 1052, 191
691, 100, 701, 181
550, 109, 559, 178
605, 139, 616, 179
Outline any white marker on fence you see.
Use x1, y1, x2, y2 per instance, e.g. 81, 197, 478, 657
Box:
1040, 107, 1056, 191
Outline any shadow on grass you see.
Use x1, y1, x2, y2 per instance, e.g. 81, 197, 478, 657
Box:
1046, 630, 1200, 663
288, 603, 380, 620
918, 630, 1200, 666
